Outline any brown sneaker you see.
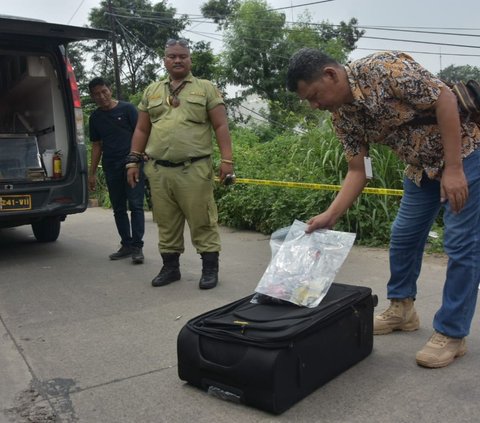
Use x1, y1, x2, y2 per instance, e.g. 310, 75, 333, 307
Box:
416, 331, 466, 368
373, 298, 419, 335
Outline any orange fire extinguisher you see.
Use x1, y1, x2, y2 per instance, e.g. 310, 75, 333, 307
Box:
53, 151, 62, 179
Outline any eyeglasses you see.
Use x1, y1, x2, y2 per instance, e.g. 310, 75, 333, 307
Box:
165, 38, 189, 48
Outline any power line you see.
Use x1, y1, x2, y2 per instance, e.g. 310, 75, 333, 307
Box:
103, 8, 480, 70
108, 5, 480, 36
362, 35, 480, 49
354, 25, 480, 31
107, 11, 176, 23
237, 103, 307, 135
185, 29, 225, 45
267, 0, 334, 12
68, 0, 86, 24
355, 47, 480, 58
359, 25, 480, 38
109, 5, 480, 35
108, 9, 480, 43
109, 11, 480, 63
115, 19, 160, 57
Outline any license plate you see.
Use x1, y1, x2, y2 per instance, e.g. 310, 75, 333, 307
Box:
0, 195, 32, 211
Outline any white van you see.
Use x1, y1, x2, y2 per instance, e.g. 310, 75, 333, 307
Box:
0, 16, 109, 241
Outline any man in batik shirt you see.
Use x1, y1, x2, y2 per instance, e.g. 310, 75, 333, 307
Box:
287, 49, 480, 368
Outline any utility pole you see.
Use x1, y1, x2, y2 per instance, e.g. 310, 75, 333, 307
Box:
108, 0, 122, 100
439, 47, 443, 74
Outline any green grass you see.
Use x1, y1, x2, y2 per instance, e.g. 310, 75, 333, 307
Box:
86, 117, 444, 250
214, 121, 410, 247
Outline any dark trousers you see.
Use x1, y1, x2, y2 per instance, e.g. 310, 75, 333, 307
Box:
104, 164, 145, 248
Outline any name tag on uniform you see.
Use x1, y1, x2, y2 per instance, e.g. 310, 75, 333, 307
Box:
364, 156, 373, 179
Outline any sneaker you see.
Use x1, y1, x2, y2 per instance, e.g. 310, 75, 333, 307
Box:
109, 245, 132, 260
416, 331, 467, 368
373, 298, 419, 335
131, 247, 144, 264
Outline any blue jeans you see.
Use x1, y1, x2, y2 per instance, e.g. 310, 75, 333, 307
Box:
104, 164, 145, 249
387, 149, 480, 338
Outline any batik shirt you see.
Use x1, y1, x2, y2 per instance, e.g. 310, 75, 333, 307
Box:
332, 51, 480, 185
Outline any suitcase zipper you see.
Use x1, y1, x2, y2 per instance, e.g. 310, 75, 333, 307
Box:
192, 294, 373, 348
187, 286, 373, 348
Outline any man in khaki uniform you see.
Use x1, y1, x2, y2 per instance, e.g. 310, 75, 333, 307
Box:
126, 38, 234, 290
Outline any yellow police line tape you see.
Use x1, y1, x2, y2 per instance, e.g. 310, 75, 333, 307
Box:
216, 177, 404, 196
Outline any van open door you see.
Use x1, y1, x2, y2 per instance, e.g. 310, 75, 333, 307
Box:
0, 17, 109, 241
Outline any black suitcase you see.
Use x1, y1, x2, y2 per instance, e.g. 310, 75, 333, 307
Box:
177, 283, 377, 414
177, 282, 376, 414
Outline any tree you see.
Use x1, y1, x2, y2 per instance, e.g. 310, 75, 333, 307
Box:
201, 0, 239, 29
438, 64, 480, 83
190, 41, 222, 84
313, 18, 365, 52
84, 0, 188, 97
213, 0, 363, 125
222, 0, 287, 100
66, 43, 88, 94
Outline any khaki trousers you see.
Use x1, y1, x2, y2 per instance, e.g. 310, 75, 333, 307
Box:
144, 158, 221, 254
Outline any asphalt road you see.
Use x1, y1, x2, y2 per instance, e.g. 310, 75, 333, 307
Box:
1, 207, 479, 422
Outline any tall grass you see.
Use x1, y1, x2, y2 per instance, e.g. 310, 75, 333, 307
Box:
214, 121, 406, 246
86, 116, 444, 249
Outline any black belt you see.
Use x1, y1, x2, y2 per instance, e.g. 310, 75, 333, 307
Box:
154, 155, 210, 167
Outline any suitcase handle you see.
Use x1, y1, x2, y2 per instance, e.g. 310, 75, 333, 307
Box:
202, 379, 243, 404
197, 335, 250, 371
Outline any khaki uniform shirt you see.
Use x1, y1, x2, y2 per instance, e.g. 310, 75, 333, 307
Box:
138, 73, 224, 162
332, 51, 480, 186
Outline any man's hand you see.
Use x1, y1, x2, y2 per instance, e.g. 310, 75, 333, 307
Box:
219, 162, 234, 183
441, 165, 468, 213
88, 174, 96, 191
435, 87, 467, 214
306, 212, 337, 233
127, 167, 140, 188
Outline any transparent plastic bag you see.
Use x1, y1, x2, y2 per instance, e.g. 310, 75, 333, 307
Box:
252, 220, 356, 308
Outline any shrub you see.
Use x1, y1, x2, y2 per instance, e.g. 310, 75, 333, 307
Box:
214, 120, 407, 246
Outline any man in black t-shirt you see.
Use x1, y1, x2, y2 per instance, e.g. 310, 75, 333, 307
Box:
89, 77, 145, 263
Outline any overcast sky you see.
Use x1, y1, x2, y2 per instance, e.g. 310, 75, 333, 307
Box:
2, 0, 480, 75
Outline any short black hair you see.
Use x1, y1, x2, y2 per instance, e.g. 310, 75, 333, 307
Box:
88, 77, 111, 93
286, 48, 339, 92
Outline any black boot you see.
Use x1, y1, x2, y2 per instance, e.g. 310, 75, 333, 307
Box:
152, 253, 181, 287
199, 252, 219, 290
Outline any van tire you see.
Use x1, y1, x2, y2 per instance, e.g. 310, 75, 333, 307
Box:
32, 217, 61, 242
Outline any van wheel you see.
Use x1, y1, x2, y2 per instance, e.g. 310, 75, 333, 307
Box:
32, 217, 61, 242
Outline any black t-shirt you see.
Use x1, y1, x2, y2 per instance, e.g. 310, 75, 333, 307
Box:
89, 101, 138, 169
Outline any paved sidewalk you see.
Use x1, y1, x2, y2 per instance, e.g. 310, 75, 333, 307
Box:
1, 207, 479, 422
